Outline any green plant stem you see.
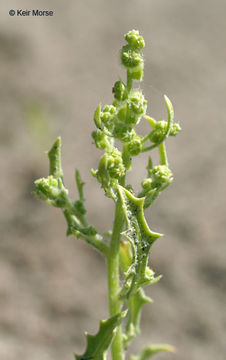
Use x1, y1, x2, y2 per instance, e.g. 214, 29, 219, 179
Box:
142, 143, 158, 153
127, 70, 133, 92
63, 210, 108, 256
141, 132, 152, 144
158, 142, 168, 167
107, 200, 124, 360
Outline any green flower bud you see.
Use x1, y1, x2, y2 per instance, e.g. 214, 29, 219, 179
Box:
97, 148, 125, 182
112, 80, 127, 101
113, 123, 135, 142
107, 148, 125, 179
121, 30, 145, 80
100, 105, 116, 131
92, 129, 112, 150
128, 136, 142, 156
126, 90, 147, 125
156, 120, 168, 131
121, 45, 143, 68
125, 30, 145, 50
100, 114, 114, 131
101, 112, 112, 123
149, 120, 181, 143
102, 104, 116, 114
34, 176, 68, 205
129, 90, 147, 115
95, 148, 125, 198
35, 176, 59, 200
151, 165, 173, 187
141, 178, 152, 190
169, 123, 181, 136
149, 120, 167, 143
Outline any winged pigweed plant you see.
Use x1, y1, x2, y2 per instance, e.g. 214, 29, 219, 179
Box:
34, 30, 181, 360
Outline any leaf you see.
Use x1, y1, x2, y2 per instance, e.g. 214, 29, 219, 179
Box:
118, 185, 162, 298
143, 188, 159, 209
75, 312, 126, 360
142, 96, 174, 153
48, 137, 63, 179
75, 169, 85, 201
124, 288, 151, 346
120, 241, 152, 346
164, 95, 174, 137
146, 157, 153, 177
130, 344, 176, 360
119, 242, 158, 346
94, 103, 102, 128
144, 116, 156, 129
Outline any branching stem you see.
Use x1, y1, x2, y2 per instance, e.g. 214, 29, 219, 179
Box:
33, 30, 180, 360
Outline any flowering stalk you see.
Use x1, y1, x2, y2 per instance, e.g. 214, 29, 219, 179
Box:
34, 30, 181, 360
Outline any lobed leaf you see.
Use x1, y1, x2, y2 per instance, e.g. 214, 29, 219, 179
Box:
124, 288, 151, 346
75, 312, 126, 360
118, 185, 162, 298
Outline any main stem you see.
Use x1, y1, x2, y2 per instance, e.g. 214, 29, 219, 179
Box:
107, 69, 132, 360
107, 200, 124, 360
127, 70, 133, 92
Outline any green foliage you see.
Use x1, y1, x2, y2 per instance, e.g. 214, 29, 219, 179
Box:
34, 30, 181, 360
130, 344, 175, 360
75, 312, 126, 360
124, 289, 151, 346
118, 185, 162, 299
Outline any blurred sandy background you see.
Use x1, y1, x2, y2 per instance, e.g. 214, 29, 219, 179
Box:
0, 1, 226, 359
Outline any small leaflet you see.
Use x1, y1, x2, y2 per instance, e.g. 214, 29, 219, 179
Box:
124, 288, 151, 346
75, 312, 126, 360
130, 344, 176, 360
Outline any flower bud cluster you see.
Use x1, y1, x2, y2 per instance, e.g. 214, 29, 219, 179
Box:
151, 165, 173, 187
92, 128, 113, 150
100, 105, 116, 131
91, 31, 150, 198
112, 80, 127, 101
104, 148, 125, 179
149, 120, 181, 144
34, 176, 68, 207
117, 90, 147, 126
92, 88, 147, 195
121, 30, 145, 80
92, 30, 180, 202
127, 135, 142, 156
92, 148, 126, 198
142, 165, 173, 192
